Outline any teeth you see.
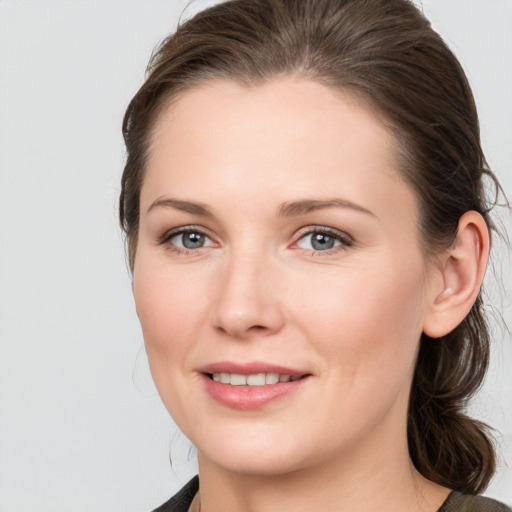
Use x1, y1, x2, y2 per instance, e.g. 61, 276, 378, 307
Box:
211, 372, 300, 386
231, 374, 247, 386
265, 373, 279, 384
247, 373, 265, 386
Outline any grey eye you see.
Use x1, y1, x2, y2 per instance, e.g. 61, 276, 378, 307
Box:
183, 232, 205, 248
311, 233, 336, 250
170, 231, 212, 249
297, 231, 344, 251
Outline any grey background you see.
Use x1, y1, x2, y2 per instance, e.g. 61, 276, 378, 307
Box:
0, 1, 510, 511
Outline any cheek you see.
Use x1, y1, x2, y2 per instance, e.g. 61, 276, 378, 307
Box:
132, 256, 215, 428
289, 255, 427, 374
132, 255, 210, 368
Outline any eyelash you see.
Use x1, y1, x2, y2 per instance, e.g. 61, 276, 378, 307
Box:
158, 225, 353, 255
159, 226, 215, 255
294, 226, 354, 255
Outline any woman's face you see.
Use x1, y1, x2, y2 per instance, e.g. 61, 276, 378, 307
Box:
133, 78, 437, 476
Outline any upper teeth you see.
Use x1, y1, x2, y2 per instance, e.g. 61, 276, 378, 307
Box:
211, 372, 301, 386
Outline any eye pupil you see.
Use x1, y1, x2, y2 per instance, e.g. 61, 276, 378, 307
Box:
183, 232, 205, 249
312, 233, 335, 250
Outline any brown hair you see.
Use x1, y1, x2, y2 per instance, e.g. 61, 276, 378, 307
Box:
120, 0, 504, 493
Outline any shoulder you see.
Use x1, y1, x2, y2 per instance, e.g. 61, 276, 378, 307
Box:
151, 476, 199, 512
439, 491, 511, 512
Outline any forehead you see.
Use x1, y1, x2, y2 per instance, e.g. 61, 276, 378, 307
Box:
143, 77, 416, 224
149, 77, 396, 166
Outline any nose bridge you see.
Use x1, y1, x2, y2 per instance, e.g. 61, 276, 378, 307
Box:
212, 242, 284, 338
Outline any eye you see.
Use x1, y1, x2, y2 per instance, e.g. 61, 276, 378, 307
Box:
296, 228, 352, 252
163, 228, 216, 251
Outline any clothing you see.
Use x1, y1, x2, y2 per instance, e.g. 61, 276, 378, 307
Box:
438, 492, 511, 512
152, 476, 198, 512
152, 475, 511, 512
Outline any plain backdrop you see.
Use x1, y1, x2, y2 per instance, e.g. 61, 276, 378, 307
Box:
0, 1, 510, 511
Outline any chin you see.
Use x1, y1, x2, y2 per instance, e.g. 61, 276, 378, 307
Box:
194, 429, 314, 477
201, 451, 307, 477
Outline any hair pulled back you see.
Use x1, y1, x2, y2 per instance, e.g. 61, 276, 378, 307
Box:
120, 0, 503, 493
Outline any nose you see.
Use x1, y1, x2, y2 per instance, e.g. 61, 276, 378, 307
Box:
211, 251, 285, 339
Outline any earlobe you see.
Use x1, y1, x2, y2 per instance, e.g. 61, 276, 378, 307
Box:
423, 211, 490, 338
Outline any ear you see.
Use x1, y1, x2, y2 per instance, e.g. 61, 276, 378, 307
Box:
422, 211, 490, 338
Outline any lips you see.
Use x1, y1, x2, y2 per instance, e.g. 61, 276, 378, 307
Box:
198, 361, 311, 409
211, 372, 301, 385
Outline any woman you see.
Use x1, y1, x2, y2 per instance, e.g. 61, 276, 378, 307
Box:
120, 0, 510, 511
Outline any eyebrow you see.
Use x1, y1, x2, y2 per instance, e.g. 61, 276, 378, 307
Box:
146, 197, 213, 216
277, 198, 376, 218
146, 196, 376, 218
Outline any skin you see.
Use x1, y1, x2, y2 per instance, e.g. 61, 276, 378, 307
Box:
133, 78, 487, 512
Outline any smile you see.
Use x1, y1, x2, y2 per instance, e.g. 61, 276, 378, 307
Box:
199, 363, 311, 409
209, 372, 302, 386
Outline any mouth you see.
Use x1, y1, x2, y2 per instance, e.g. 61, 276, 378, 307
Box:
198, 363, 312, 409
206, 372, 306, 386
